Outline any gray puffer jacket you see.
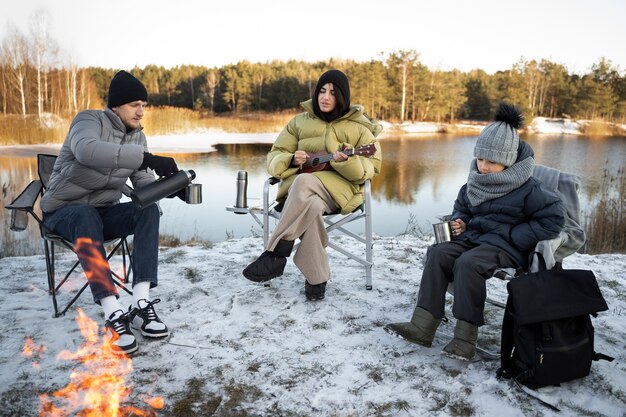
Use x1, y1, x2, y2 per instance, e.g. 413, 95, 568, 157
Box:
40, 108, 155, 213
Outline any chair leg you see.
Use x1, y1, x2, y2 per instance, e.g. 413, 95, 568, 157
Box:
43, 239, 60, 317
365, 180, 373, 290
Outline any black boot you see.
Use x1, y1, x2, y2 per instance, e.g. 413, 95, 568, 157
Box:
243, 240, 294, 282
305, 281, 326, 301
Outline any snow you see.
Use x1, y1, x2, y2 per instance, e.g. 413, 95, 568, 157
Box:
1, 234, 624, 416
529, 118, 584, 135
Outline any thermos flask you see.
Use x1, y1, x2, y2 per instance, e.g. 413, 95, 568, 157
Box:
131, 170, 196, 209
235, 170, 248, 210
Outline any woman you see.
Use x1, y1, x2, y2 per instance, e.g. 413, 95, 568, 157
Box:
385, 103, 565, 360
243, 69, 382, 301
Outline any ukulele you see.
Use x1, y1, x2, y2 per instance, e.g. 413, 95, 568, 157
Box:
299, 143, 377, 173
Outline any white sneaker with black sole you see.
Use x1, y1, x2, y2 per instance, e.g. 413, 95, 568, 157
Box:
104, 309, 138, 354
129, 298, 169, 338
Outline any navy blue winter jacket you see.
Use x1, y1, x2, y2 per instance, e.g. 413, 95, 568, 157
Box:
451, 178, 565, 269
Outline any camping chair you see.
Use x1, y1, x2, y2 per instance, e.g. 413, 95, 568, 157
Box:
228, 176, 374, 289
444, 164, 586, 307
5, 154, 133, 317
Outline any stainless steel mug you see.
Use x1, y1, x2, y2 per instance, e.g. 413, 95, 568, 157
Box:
10, 210, 28, 231
185, 183, 202, 204
433, 221, 452, 243
235, 170, 248, 209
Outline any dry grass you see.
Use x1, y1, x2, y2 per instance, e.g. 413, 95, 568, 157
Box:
580, 120, 619, 137
0, 114, 68, 144
0, 108, 296, 145
584, 167, 626, 254
142, 106, 295, 136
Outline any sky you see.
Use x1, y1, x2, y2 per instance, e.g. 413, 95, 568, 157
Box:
2, 0, 626, 75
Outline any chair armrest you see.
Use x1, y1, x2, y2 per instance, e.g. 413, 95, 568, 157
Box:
6, 180, 43, 211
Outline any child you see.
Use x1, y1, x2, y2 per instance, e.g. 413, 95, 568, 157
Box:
384, 102, 565, 360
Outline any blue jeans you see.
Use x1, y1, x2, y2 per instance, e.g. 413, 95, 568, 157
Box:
43, 202, 160, 304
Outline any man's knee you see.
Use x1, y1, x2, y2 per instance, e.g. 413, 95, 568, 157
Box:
69, 205, 103, 230
140, 203, 160, 223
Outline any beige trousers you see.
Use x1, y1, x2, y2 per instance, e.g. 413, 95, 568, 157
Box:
267, 174, 339, 285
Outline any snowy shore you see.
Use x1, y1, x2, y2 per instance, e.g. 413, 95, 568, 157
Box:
0, 235, 624, 416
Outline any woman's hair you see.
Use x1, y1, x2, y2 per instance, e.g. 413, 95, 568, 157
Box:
312, 69, 351, 122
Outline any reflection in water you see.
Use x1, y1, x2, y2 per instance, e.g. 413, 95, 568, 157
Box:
1, 135, 625, 257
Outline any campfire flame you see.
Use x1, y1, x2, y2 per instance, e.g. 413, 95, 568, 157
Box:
22, 336, 47, 367
38, 309, 164, 416
35, 237, 163, 416
74, 238, 118, 293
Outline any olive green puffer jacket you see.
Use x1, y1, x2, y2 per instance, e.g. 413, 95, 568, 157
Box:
267, 100, 382, 214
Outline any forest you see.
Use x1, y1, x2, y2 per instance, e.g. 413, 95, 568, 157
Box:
2, 16, 626, 125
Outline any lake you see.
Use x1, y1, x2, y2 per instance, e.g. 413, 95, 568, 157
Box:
1, 134, 625, 257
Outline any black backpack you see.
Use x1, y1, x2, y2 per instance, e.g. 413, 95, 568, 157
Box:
497, 268, 613, 389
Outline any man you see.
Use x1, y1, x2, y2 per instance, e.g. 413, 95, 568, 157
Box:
41, 70, 182, 354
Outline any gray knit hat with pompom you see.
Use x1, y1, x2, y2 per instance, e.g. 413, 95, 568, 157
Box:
474, 103, 524, 167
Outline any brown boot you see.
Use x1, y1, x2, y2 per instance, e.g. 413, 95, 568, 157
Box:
384, 307, 441, 347
442, 319, 478, 360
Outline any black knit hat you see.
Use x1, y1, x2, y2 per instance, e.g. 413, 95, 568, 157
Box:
107, 70, 148, 108
312, 69, 351, 122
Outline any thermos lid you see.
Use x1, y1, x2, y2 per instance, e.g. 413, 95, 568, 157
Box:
186, 169, 196, 181
237, 170, 248, 180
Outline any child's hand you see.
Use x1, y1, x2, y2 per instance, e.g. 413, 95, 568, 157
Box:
451, 219, 466, 236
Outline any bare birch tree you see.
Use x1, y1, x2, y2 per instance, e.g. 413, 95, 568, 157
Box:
30, 9, 54, 119
1, 24, 30, 117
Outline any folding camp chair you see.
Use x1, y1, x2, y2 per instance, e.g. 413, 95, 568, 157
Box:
5, 154, 133, 317
228, 177, 374, 289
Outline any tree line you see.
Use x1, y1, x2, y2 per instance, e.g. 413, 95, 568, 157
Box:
2, 13, 626, 123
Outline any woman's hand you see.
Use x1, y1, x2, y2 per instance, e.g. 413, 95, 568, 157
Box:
332, 150, 348, 162
451, 219, 466, 236
292, 150, 308, 166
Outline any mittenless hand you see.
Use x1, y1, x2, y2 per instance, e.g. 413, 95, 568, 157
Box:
332, 151, 348, 162
451, 219, 466, 236
139, 152, 179, 177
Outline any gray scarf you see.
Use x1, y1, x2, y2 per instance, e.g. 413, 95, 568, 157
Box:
466, 155, 535, 207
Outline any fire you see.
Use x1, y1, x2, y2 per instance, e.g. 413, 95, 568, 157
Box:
74, 238, 118, 293
22, 336, 47, 367
38, 309, 164, 416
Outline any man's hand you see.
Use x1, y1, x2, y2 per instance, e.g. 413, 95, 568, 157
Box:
139, 152, 178, 177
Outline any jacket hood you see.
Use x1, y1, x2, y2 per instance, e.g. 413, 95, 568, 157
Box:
300, 99, 382, 138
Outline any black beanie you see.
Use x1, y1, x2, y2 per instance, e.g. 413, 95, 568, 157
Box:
107, 70, 148, 108
312, 69, 351, 122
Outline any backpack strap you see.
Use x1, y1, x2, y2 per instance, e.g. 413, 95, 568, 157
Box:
497, 298, 516, 378
593, 352, 615, 362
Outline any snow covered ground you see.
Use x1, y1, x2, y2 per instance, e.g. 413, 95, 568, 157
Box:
0, 234, 624, 416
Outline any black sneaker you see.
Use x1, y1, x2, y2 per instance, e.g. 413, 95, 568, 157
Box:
104, 310, 138, 354
305, 281, 326, 301
242, 251, 287, 282
129, 299, 169, 338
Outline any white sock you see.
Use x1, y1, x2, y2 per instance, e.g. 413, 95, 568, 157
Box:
132, 282, 151, 308
101, 296, 124, 319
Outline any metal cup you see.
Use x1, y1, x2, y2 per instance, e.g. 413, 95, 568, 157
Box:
185, 183, 202, 204
10, 210, 29, 231
433, 221, 452, 243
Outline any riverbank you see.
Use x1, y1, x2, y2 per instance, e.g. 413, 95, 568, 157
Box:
0, 234, 624, 416
1, 109, 626, 146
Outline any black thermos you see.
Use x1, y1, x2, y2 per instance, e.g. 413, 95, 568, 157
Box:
131, 170, 196, 208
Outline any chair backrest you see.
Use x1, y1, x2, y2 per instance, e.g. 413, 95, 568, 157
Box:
532, 165, 586, 261
38, 154, 58, 189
